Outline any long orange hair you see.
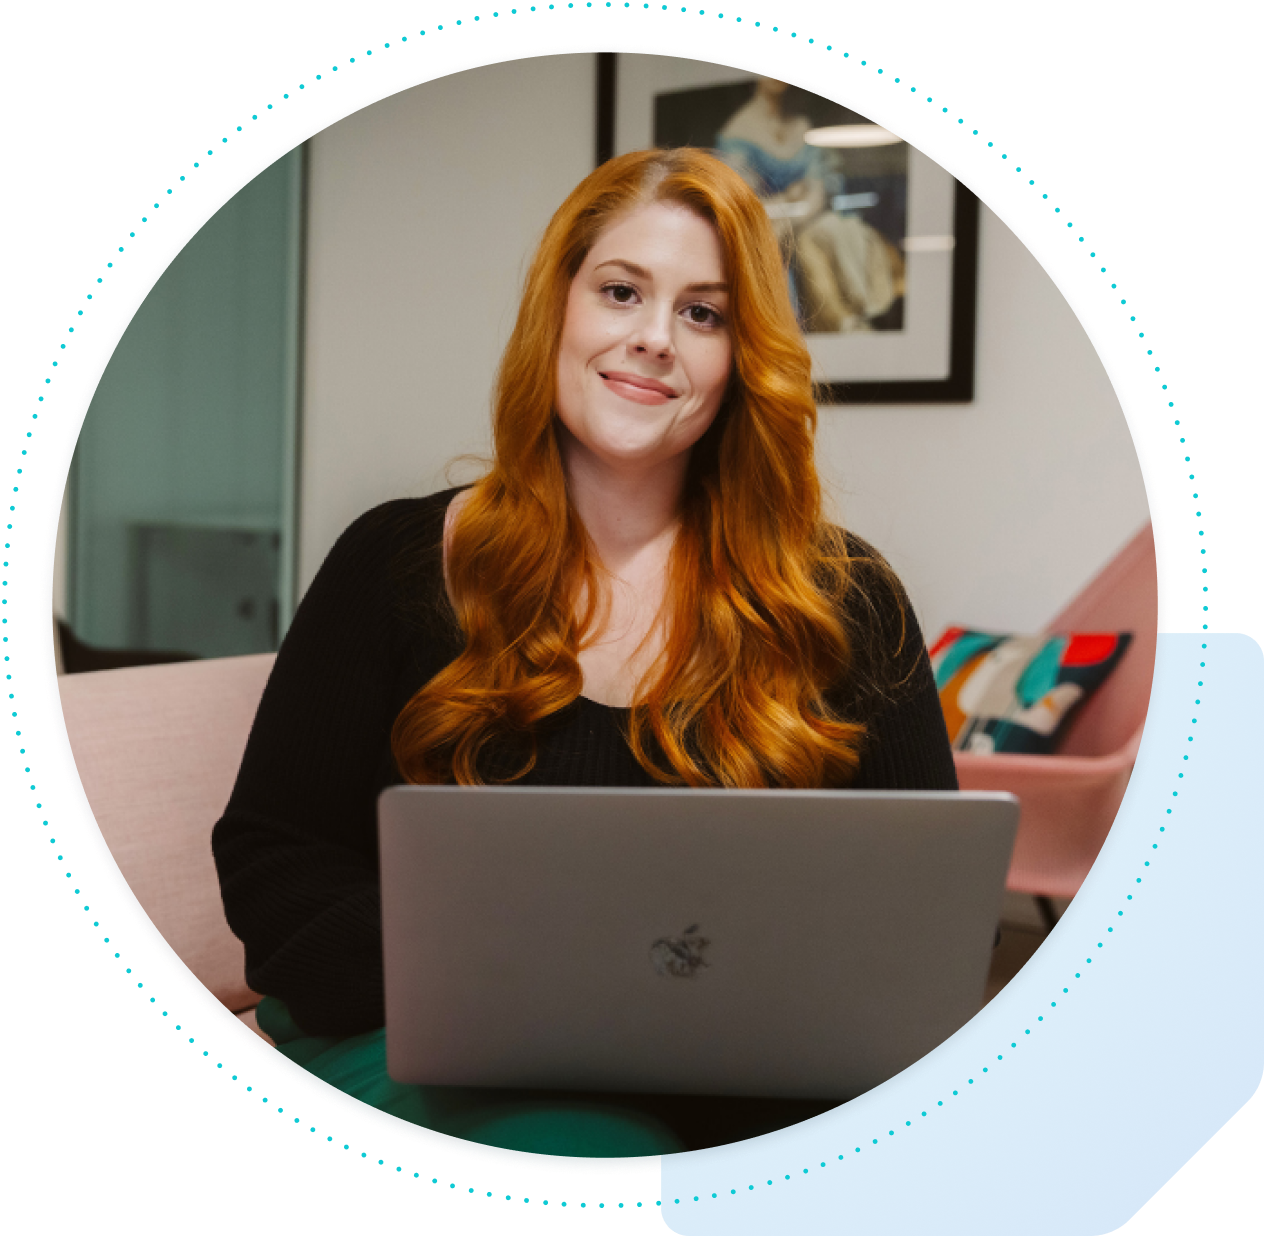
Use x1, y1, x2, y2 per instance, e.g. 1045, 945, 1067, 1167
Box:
392, 148, 885, 787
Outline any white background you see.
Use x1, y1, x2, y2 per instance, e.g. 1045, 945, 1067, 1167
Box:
2, 1, 1260, 1232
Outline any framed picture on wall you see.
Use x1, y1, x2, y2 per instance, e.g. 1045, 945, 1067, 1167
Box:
597, 54, 979, 404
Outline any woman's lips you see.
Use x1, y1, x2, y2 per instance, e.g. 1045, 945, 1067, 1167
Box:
599, 371, 679, 406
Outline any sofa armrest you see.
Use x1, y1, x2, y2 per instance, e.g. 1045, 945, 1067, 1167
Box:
953, 725, 1144, 898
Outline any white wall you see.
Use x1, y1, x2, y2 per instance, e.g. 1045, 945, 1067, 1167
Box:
818, 204, 1150, 641
299, 54, 1150, 640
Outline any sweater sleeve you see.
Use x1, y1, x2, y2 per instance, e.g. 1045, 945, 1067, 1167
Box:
211, 498, 447, 1036
837, 539, 959, 792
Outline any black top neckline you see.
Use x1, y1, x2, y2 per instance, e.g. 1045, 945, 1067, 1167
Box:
578, 694, 631, 713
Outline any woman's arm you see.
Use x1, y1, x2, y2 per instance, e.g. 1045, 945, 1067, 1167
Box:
850, 612, 959, 790
837, 540, 959, 792
212, 497, 452, 1036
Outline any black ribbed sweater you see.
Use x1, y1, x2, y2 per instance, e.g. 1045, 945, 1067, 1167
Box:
211, 488, 957, 1036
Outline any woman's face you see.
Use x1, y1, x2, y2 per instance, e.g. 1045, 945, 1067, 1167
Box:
555, 200, 732, 476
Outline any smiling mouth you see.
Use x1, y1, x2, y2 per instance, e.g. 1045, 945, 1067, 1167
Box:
599, 371, 680, 405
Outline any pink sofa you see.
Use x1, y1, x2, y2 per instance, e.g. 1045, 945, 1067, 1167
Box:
58, 653, 276, 1036
953, 523, 1158, 899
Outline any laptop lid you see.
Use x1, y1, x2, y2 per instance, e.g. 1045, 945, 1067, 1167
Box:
379, 786, 1018, 1101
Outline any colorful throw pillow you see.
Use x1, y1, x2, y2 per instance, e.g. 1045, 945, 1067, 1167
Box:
929, 627, 1132, 755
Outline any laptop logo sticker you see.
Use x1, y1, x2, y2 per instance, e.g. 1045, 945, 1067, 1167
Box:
650, 923, 710, 977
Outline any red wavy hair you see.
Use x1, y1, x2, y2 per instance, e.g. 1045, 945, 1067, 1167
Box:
391, 147, 875, 787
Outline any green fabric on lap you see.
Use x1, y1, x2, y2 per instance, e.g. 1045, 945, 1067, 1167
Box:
255, 996, 685, 1157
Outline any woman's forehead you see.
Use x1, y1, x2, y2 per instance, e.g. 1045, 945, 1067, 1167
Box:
584, 201, 727, 283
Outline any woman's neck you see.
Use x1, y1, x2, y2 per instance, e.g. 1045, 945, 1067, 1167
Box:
558, 431, 686, 706
560, 431, 687, 575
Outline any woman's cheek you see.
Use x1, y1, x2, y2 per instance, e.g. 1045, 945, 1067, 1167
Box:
697, 337, 733, 408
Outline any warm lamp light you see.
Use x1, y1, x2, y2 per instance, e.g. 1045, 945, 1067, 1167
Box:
804, 124, 902, 148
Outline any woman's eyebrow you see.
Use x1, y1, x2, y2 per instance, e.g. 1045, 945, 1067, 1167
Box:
593, 258, 729, 293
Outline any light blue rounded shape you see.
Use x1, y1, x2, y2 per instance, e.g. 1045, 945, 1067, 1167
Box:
661, 635, 1264, 1231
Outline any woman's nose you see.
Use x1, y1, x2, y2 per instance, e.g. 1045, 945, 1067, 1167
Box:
629, 305, 674, 359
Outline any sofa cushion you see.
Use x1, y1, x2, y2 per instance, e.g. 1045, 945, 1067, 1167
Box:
930, 628, 1132, 755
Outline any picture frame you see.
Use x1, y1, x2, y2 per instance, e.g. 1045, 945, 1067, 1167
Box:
597, 53, 979, 404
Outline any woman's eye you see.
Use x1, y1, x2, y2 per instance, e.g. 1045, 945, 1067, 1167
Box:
604, 282, 637, 304
684, 303, 723, 328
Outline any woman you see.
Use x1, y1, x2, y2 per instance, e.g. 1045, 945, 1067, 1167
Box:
212, 148, 956, 1157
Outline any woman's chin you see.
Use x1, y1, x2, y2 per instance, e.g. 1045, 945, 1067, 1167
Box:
586, 406, 720, 468
562, 415, 677, 471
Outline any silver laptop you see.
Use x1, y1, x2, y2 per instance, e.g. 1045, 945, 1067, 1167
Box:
379, 786, 1019, 1100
